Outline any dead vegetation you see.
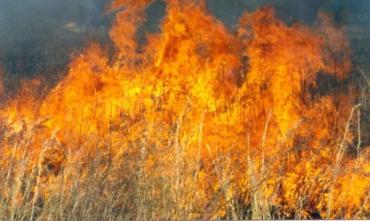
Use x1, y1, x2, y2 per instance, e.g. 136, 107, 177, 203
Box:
0, 1, 369, 220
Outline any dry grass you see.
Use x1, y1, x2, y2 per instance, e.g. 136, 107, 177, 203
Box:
0, 105, 368, 221
0, 67, 368, 221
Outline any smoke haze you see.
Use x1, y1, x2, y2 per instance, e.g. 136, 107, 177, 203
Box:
0, 0, 369, 92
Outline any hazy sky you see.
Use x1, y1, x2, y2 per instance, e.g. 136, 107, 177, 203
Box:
0, 0, 369, 83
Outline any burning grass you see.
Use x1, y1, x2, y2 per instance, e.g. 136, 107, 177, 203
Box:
0, 1, 369, 220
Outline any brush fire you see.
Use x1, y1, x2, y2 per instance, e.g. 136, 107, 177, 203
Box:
0, 0, 369, 220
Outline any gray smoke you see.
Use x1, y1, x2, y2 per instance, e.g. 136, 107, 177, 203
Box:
0, 0, 111, 91
0, 0, 369, 91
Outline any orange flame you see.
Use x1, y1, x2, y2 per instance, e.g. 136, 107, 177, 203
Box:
0, 1, 368, 219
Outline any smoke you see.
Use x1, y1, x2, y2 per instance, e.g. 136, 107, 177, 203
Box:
206, 0, 370, 26
0, 0, 369, 92
0, 0, 111, 91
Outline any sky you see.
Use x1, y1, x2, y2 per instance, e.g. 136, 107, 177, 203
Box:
0, 0, 369, 89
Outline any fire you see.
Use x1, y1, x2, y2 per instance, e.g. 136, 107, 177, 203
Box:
0, 1, 368, 219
